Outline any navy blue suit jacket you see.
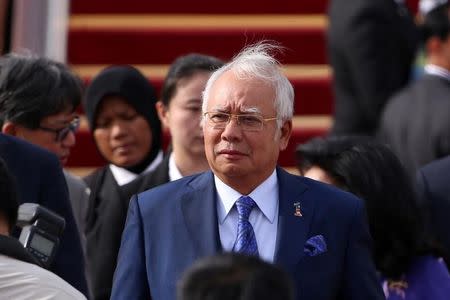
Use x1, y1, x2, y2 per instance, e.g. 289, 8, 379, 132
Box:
0, 134, 88, 296
416, 156, 450, 262
111, 167, 384, 300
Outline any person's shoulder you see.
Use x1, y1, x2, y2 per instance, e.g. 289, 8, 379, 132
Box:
64, 171, 88, 188
0, 134, 57, 162
279, 169, 361, 209
83, 166, 108, 187
0, 254, 86, 299
420, 156, 450, 177
407, 255, 450, 286
139, 171, 210, 198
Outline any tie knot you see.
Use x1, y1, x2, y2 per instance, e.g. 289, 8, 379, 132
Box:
236, 196, 256, 220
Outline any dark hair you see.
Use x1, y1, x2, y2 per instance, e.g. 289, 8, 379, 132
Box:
297, 136, 439, 279
161, 54, 224, 106
0, 157, 18, 232
421, 3, 450, 43
177, 253, 294, 300
0, 53, 82, 128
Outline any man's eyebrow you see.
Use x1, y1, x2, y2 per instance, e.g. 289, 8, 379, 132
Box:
209, 106, 262, 114
240, 107, 261, 114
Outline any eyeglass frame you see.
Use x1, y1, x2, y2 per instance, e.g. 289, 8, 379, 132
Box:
37, 116, 80, 142
203, 111, 278, 132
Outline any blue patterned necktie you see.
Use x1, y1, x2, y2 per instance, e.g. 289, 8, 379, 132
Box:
233, 196, 259, 256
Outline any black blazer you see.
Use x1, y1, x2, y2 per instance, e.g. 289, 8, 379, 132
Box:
328, 0, 418, 135
121, 153, 170, 200
416, 156, 450, 262
0, 134, 88, 296
84, 156, 170, 300
84, 166, 128, 300
378, 75, 450, 177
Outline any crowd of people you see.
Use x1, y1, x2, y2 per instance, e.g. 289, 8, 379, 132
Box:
0, 1, 449, 299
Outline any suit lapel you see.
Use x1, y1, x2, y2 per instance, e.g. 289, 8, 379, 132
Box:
274, 168, 316, 273
180, 171, 221, 258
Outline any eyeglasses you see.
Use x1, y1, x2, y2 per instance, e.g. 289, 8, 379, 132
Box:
203, 112, 277, 132
38, 117, 80, 142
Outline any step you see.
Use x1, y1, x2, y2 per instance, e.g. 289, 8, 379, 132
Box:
70, 0, 418, 15
72, 64, 333, 115
67, 115, 331, 168
68, 15, 327, 65
70, 1, 329, 15
70, 14, 327, 30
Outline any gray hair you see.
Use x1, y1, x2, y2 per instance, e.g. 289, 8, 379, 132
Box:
202, 42, 294, 128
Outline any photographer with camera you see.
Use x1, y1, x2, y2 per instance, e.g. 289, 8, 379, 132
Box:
0, 157, 86, 299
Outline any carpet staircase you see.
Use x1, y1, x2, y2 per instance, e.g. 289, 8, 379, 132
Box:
66, 0, 418, 175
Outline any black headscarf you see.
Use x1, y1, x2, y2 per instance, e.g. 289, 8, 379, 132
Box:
83, 65, 162, 174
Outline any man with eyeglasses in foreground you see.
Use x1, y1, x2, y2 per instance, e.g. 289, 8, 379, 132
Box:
111, 42, 384, 300
0, 53, 89, 297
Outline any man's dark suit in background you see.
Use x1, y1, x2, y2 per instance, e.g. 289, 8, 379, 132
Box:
328, 0, 418, 135
378, 2, 450, 177
378, 74, 450, 176
416, 155, 450, 262
0, 133, 88, 296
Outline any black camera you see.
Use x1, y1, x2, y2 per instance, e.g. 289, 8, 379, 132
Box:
16, 203, 65, 268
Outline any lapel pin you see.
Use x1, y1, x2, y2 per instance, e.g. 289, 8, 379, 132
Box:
293, 202, 303, 217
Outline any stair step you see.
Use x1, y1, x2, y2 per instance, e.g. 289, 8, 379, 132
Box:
70, 0, 329, 15
70, 14, 327, 30
68, 27, 327, 65
71, 64, 331, 79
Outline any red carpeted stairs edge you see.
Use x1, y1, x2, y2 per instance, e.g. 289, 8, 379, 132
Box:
66, 0, 419, 174
70, 0, 418, 15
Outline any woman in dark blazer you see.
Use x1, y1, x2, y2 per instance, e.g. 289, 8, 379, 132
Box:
82, 65, 162, 300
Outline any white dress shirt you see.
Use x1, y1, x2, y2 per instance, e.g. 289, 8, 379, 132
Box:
109, 151, 163, 186
215, 169, 279, 262
168, 153, 183, 182
424, 64, 450, 82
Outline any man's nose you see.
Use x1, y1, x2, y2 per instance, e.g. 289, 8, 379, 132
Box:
221, 116, 243, 141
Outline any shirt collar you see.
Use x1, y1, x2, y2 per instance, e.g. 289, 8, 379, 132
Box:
168, 152, 183, 181
215, 169, 278, 224
424, 64, 450, 81
109, 150, 164, 186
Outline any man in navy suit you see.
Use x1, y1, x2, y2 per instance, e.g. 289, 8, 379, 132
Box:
0, 133, 88, 296
111, 43, 384, 300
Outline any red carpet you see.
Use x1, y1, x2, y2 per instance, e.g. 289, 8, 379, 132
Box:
71, 0, 417, 15
68, 28, 327, 65
71, 0, 329, 15
67, 0, 417, 169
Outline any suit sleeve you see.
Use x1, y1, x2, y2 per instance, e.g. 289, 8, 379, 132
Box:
39, 153, 89, 297
341, 199, 385, 299
416, 167, 450, 258
111, 195, 151, 299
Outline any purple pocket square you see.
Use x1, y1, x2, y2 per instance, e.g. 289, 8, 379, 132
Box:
304, 235, 327, 256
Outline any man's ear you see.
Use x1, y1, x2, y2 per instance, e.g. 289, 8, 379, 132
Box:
2, 122, 17, 136
426, 36, 441, 54
156, 101, 170, 128
279, 119, 292, 151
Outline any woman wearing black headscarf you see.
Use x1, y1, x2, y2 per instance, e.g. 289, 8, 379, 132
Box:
82, 65, 162, 300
